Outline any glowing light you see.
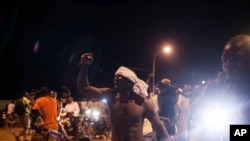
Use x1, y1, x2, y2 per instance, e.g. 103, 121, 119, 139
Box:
102, 98, 107, 103
204, 106, 227, 129
85, 109, 91, 115
163, 46, 171, 53
33, 41, 40, 53
93, 110, 100, 117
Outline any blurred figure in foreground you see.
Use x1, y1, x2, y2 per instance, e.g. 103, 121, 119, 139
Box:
190, 34, 250, 141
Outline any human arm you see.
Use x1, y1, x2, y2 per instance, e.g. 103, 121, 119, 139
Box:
144, 99, 170, 140
146, 73, 154, 93
146, 73, 153, 85
77, 53, 112, 100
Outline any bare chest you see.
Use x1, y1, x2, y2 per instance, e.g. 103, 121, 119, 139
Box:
110, 100, 144, 125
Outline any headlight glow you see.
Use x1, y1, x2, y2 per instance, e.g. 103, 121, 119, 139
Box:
102, 98, 107, 103
93, 110, 100, 117
202, 105, 228, 129
85, 109, 91, 115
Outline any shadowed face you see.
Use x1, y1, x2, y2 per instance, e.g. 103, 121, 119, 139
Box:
114, 74, 133, 92
68, 96, 73, 103
222, 35, 250, 80
50, 90, 57, 98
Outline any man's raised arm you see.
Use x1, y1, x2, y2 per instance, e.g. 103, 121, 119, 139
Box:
77, 53, 93, 94
77, 53, 111, 100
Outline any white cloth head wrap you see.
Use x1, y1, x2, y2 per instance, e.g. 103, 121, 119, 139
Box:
115, 66, 148, 98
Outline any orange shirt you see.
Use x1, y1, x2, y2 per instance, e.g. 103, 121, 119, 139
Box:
33, 96, 58, 130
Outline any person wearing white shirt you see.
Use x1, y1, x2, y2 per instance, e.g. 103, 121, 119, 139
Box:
62, 96, 80, 136
63, 96, 80, 117
6, 100, 16, 125
7, 100, 16, 115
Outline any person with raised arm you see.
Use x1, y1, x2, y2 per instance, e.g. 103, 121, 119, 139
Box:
77, 53, 170, 141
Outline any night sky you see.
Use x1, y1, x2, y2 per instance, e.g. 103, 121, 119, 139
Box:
1, 0, 250, 99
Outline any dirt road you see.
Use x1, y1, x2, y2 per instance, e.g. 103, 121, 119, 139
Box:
0, 127, 110, 141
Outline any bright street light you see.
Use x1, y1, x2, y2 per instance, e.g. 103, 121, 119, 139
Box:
163, 46, 172, 53
152, 46, 172, 94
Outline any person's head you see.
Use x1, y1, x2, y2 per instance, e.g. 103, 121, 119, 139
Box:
68, 96, 74, 103
34, 89, 42, 100
50, 90, 57, 99
40, 86, 50, 96
60, 86, 71, 98
22, 90, 29, 98
11, 100, 16, 104
30, 89, 36, 96
161, 78, 171, 86
114, 74, 134, 92
114, 66, 148, 98
157, 78, 171, 90
221, 34, 250, 81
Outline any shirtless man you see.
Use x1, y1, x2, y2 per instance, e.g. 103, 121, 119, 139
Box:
77, 53, 169, 141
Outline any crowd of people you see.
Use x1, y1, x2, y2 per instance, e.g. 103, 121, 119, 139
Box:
76, 52, 204, 141
0, 85, 109, 141
1, 34, 250, 141
76, 34, 250, 141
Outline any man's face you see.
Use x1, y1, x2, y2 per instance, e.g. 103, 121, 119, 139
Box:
24, 92, 29, 97
222, 44, 249, 79
221, 35, 250, 80
114, 74, 133, 92
68, 97, 73, 103
50, 90, 56, 98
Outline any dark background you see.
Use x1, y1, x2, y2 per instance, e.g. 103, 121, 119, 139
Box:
1, 0, 250, 99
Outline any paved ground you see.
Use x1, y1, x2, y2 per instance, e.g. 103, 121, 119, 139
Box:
0, 127, 111, 141
0, 127, 27, 141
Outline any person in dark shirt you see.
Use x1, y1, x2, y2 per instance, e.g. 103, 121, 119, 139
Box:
157, 78, 179, 138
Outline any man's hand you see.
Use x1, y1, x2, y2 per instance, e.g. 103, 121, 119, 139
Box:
159, 116, 171, 124
79, 52, 93, 65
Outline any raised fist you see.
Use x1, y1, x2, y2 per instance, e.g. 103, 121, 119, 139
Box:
79, 52, 93, 65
